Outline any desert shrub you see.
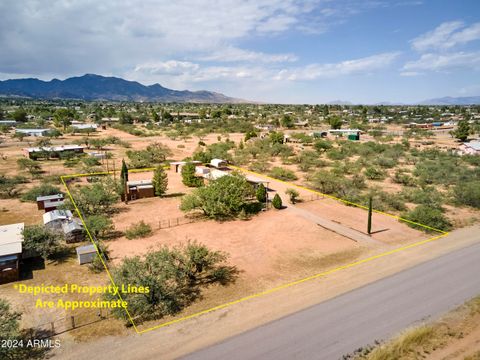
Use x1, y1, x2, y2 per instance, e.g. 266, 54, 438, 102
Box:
401, 205, 451, 232
375, 156, 397, 168
0, 175, 28, 199
269, 167, 297, 181
401, 186, 444, 210
85, 215, 114, 239
21, 183, 62, 202
105, 242, 237, 323
392, 170, 416, 186
452, 181, 480, 208
309, 170, 345, 195
314, 139, 333, 152
71, 178, 120, 216
285, 188, 300, 204
364, 166, 386, 180
295, 150, 327, 172
272, 193, 283, 209
125, 221, 153, 239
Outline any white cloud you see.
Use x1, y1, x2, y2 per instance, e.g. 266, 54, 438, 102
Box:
198, 47, 298, 63
403, 51, 480, 72
275, 52, 400, 80
399, 71, 422, 77
411, 21, 480, 51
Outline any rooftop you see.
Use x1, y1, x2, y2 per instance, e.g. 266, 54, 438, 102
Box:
0, 223, 24, 257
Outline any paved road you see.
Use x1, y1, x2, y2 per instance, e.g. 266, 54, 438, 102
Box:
183, 241, 480, 360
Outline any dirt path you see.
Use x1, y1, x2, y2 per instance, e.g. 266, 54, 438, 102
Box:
286, 205, 383, 245
51, 225, 480, 360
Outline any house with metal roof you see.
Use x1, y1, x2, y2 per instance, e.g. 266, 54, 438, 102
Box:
16, 128, 51, 137
43, 210, 73, 230
23, 144, 84, 159
0, 223, 24, 284
459, 141, 480, 155
62, 219, 85, 243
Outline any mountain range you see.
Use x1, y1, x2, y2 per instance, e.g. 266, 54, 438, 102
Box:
0, 74, 245, 103
0, 74, 479, 105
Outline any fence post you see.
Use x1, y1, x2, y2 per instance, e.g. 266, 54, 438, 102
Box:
51, 322, 55, 334
176, 218, 179, 226
71, 316, 75, 329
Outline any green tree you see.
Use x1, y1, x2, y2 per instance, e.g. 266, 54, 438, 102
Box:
120, 159, 129, 197
451, 120, 471, 142
180, 174, 255, 219
16, 158, 42, 178
53, 108, 73, 130
152, 165, 168, 196
22, 225, 65, 260
285, 188, 299, 204
367, 196, 373, 234
327, 115, 342, 130
85, 215, 114, 239
272, 193, 283, 209
146, 142, 172, 163
281, 114, 294, 128
105, 242, 237, 322
181, 162, 203, 187
119, 112, 134, 124
12, 109, 27, 122
72, 179, 120, 215
20, 183, 61, 202
256, 183, 267, 203
453, 181, 480, 208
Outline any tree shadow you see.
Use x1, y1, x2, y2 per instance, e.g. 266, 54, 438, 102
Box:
19, 257, 45, 280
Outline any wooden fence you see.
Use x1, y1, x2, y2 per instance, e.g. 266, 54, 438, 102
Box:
158, 216, 200, 229
29, 308, 111, 339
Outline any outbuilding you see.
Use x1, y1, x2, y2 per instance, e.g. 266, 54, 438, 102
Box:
62, 219, 85, 243
16, 128, 50, 137
43, 209, 73, 230
37, 194, 64, 211
125, 180, 155, 201
75, 244, 97, 265
0, 223, 24, 284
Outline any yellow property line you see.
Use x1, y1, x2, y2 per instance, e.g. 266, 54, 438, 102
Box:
60, 165, 449, 335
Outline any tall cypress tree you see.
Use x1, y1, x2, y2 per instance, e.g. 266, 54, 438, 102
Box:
367, 196, 373, 235
153, 165, 168, 196
120, 159, 128, 199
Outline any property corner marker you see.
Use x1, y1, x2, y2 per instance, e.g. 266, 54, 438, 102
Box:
60, 166, 449, 335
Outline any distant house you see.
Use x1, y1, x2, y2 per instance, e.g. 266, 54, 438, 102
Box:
43, 209, 73, 231
76, 244, 96, 265
170, 160, 201, 173
23, 145, 84, 159
0, 120, 17, 127
37, 194, 64, 212
62, 219, 85, 243
0, 223, 24, 284
459, 141, 480, 155
71, 123, 98, 131
125, 180, 155, 201
328, 129, 362, 140
210, 159, 228, 169
16, 128, 51, 137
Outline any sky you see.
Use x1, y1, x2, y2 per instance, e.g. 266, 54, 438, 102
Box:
0, 0, 479, 104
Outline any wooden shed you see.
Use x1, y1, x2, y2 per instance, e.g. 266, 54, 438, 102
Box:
37, 194, 64, 211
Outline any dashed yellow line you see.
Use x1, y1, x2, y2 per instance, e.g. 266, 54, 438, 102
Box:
60, 165, 449, 335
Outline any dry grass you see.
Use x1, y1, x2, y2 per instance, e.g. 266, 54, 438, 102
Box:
363, 326, 435, 360
355, 295, 480, 360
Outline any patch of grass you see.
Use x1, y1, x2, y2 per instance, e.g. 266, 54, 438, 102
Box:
364, 326, 435, 360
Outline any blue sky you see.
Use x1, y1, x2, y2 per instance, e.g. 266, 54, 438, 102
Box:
0, 0, 479, 103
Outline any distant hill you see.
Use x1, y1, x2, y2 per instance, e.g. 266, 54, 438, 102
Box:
419, 96, 480, 105
0, 74, 247, 103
